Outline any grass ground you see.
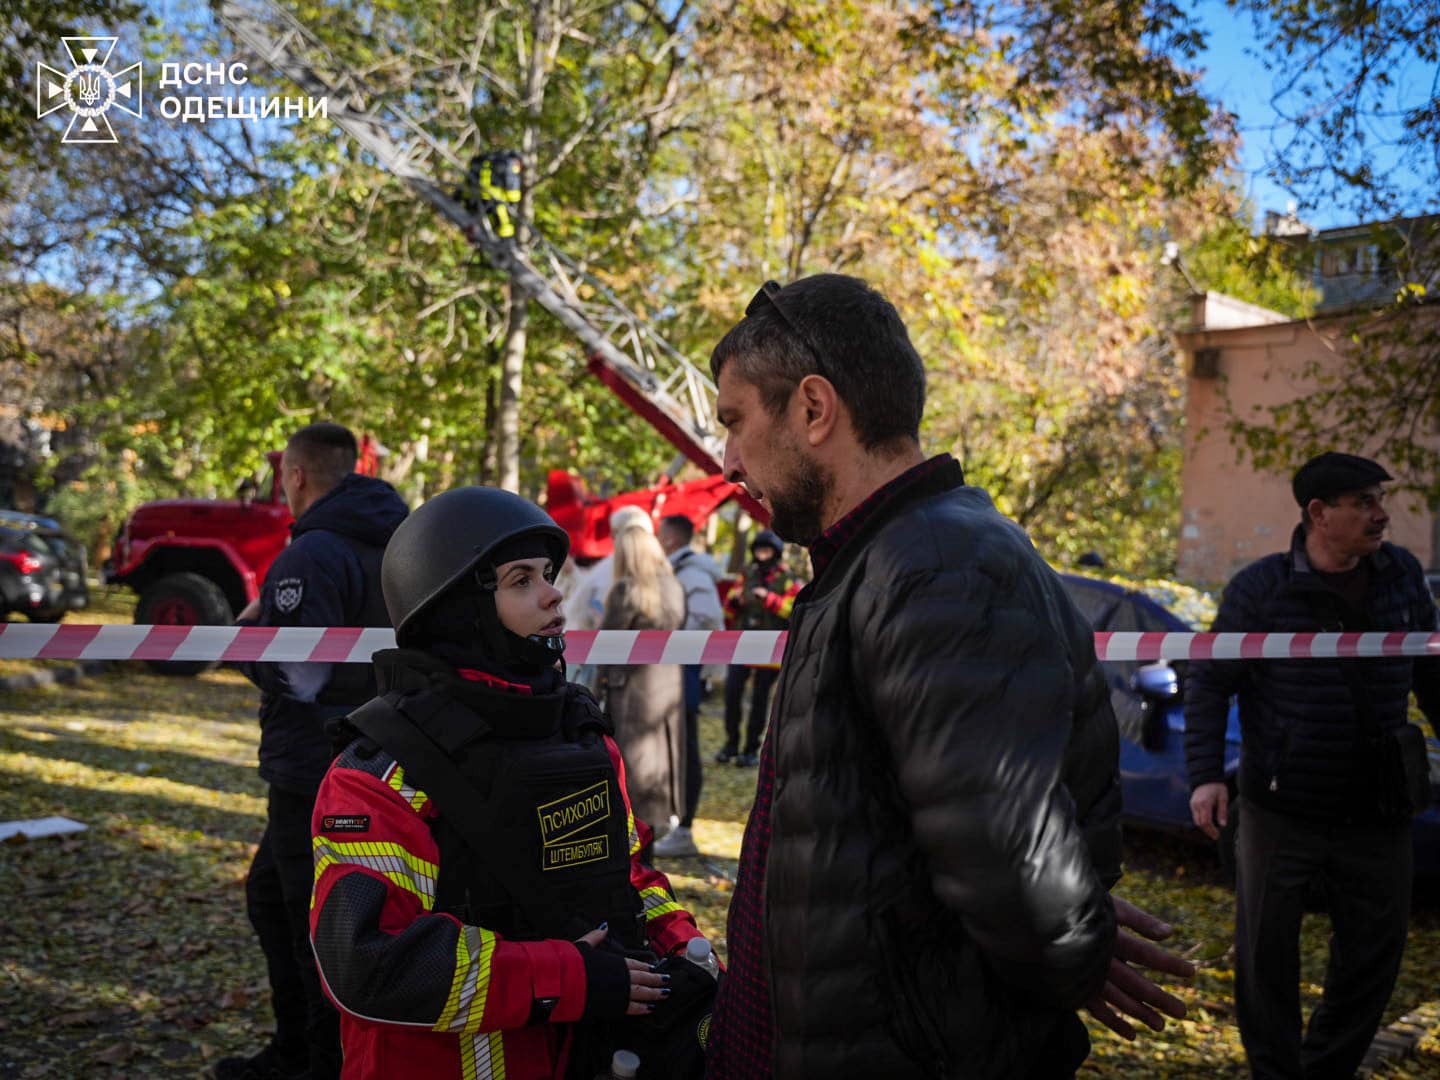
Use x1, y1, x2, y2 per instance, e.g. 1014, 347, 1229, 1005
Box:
2, 659, 1438, 1077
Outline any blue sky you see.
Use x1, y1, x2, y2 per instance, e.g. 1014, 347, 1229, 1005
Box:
1194, 0, 1433, 231
1195, 2, 1292, 221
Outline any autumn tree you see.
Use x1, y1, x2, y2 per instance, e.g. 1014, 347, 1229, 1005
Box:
0, 282, 141, 535
1225, 0, 1438, 223
658, 0, 1258, 575
252, 0, 695, 493
5, 0, 1334, 576
0, 0, 145, 188
1215, 2, 1440, 501
5, 0, 695, 517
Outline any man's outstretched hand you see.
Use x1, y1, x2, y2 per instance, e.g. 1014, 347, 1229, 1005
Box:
1085, 895, 1196, 1040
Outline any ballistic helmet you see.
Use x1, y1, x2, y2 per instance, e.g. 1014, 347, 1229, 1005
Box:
382, 486, 569, 644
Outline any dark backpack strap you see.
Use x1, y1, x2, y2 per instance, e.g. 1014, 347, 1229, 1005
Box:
564, 683, 613, 741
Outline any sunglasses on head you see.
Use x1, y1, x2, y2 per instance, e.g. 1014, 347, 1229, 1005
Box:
746, 280, 829, 379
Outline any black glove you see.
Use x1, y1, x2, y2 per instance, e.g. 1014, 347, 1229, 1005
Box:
575, 939, 632, 1019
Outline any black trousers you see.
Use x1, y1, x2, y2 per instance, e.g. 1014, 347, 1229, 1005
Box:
246, 783, 342, 1080
723, 664, 778, 755
1024, 1012, 1090, 1080
1234, 798, 1412, 1080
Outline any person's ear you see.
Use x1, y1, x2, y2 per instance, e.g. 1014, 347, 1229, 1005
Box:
1305, 497, 1327, 529
794, 374, 839, 447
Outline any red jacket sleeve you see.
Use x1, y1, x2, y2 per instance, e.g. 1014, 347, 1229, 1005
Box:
761, 574, 802, 620
724, 584, 743, 623
310, 752, 591, 1033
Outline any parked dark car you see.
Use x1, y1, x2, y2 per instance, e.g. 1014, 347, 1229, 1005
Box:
0, 511, 89, 622
1058, 573, 1440, 876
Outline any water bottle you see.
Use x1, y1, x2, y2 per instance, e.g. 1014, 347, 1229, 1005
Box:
597, 1049, 640, 1079
685, 936, 721, 980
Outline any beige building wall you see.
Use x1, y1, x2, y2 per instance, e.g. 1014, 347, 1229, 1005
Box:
1178, 299, 1437, 587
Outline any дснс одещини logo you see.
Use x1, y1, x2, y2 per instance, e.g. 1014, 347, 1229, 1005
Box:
36, 36, 142, 144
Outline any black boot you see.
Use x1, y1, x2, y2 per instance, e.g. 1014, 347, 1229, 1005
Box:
213, 1042, 310, 1080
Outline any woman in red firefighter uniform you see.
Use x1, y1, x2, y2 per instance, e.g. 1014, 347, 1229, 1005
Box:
308, 487, 704, 1079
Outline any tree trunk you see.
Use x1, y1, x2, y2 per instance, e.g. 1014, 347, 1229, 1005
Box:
481, 367, 498, 485
495, 278, 528, 492
492, 0, 552, 493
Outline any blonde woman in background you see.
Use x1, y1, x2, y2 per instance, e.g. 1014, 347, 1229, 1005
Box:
568, 505, 654, 693
572, 505, 654, 631
602, 525, 687, 848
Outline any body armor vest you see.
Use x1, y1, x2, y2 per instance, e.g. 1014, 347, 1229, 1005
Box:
348, 651, 645, 950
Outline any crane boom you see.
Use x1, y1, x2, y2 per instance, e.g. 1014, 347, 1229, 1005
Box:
214, 0, 739, 488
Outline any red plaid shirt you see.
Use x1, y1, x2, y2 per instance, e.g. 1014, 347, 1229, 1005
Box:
705, 454, 955, 1078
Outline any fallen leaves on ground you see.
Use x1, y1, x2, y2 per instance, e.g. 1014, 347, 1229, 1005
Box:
3, 666, 1439, 1077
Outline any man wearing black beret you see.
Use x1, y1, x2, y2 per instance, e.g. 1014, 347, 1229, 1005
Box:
1185, 451, 1440, 1080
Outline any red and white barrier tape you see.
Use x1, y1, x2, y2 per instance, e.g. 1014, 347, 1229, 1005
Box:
3, 625, 1440, 664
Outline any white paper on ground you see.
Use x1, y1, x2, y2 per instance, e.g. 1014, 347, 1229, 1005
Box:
0, 816, 88, 841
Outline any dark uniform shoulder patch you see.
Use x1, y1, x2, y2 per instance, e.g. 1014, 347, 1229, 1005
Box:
274, 577, 305, 614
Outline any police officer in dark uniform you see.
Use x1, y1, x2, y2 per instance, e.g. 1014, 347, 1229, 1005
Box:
218, 422, 409, 1080
307, 486, 710, 1079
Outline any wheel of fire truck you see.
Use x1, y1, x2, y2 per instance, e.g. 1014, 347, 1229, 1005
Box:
134, 571, 233, 675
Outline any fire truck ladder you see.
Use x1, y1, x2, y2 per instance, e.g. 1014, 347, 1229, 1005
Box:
213, 0, 731, 481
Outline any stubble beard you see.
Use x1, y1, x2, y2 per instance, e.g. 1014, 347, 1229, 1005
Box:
768, 454, 832, 546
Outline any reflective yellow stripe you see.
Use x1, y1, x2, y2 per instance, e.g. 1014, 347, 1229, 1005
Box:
461, 927, 497, 1034
386, 763, 430, 812
460, 1029, 506, 1080
436, 923, 471, 1031
435, 924, 498, 1034
640, 884, 682, 920
312, 836, 437, 910
627, 804, 641, 857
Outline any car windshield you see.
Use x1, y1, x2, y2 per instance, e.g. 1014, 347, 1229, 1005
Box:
1, 530, 53, 559
22, 533, 55, 558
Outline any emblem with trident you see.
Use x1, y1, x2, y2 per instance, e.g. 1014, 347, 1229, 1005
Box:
35, 36, 143, 144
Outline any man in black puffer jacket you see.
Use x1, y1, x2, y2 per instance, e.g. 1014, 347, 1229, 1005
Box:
704, 275, 1194, 1080
1186, 451, 1440, 1080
